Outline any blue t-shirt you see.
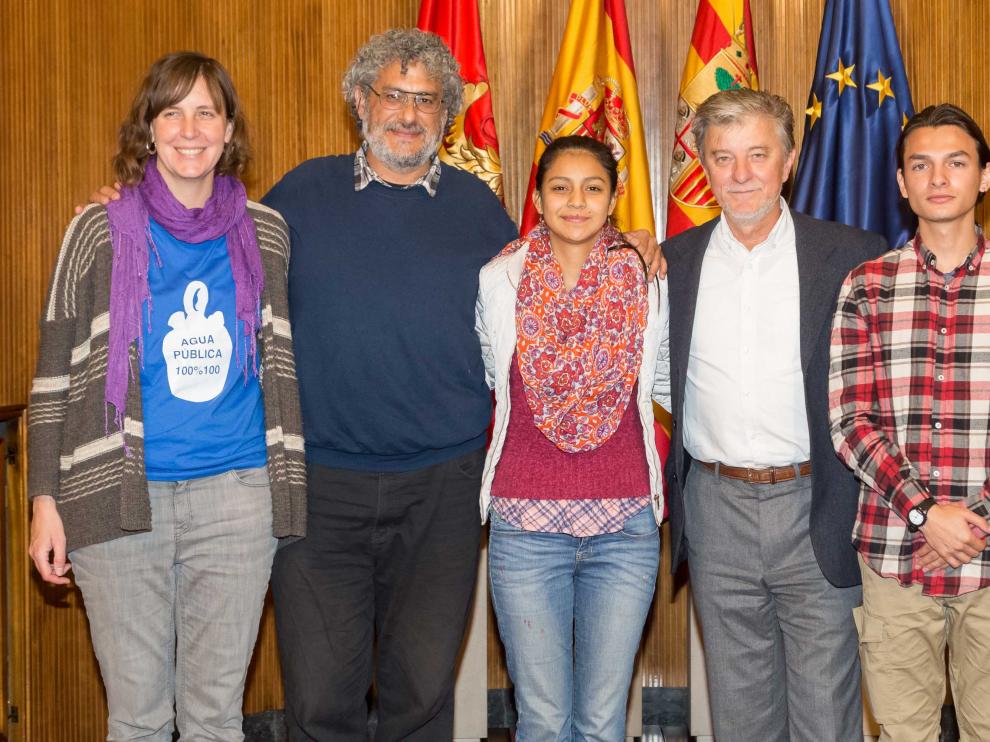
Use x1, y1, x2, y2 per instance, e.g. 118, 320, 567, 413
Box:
139, 220, 267, 480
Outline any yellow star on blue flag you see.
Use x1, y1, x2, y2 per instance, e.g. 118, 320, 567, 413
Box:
826, 58, 857, 95
806, 93, 823, 129
867, 70, 895, 106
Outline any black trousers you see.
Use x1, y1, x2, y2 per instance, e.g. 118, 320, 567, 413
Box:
271, 448, 484, 741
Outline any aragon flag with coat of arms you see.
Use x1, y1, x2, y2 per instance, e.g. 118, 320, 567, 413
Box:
665, 0, 759, 238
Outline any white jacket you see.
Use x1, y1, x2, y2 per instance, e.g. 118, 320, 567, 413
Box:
474, 242, 671, 525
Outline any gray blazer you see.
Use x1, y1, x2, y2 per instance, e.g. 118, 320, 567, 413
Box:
663, 209, 888, 588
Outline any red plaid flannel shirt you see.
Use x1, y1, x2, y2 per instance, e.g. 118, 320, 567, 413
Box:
829, 229, 990, 597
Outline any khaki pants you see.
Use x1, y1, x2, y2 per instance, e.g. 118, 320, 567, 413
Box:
856, 555, 990, 742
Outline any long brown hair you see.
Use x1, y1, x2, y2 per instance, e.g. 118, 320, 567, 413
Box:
112, 51, 251, 185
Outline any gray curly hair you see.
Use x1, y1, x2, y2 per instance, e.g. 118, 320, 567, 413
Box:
342, 28, 464, 132
692, 88, 795, 158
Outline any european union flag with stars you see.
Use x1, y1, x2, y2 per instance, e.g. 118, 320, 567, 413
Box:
791, 0, 915, 248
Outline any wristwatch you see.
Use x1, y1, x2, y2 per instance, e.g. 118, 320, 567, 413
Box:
907, 498, 937, 532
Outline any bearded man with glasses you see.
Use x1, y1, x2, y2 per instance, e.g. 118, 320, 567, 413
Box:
261, 29, 518, 741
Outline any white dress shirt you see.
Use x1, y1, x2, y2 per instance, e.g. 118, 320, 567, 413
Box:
683, 202, 810, 467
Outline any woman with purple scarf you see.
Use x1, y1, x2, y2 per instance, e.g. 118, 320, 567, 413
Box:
27, 52, 306, 740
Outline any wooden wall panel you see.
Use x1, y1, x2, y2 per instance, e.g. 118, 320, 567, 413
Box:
6, 2, 990, 425
892, 0, 989, 227
3, 413, 33, 741
4, 1, 990, 736
27, 584, 108, 741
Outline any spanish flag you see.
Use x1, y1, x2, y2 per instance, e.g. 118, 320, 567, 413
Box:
665, 0, 759, 237
519, 0, 654, 236
418, 0, 504, 199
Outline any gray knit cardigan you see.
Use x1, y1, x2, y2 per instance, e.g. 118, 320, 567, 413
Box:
28, 202, 307, 551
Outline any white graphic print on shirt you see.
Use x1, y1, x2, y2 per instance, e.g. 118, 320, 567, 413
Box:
162, 280, 232, 402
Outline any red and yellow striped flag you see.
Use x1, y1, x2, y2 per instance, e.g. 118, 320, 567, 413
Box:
418, 0, 504, 199
665, 0, 759, 237
522, 1, 669, 509
519, 0, 654, 236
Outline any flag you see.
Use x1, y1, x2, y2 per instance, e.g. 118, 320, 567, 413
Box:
665, 0, 759, 238
519, 0, 654, 236
791, 0, 914, 247
418, 0, 503, 199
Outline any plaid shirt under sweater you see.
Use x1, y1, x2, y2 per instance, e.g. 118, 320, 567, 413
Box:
829, 228, 990, 597
353, 143, 441, 197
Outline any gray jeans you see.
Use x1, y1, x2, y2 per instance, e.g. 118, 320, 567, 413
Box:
684, 462, 862, 742
70, 467, 277, 741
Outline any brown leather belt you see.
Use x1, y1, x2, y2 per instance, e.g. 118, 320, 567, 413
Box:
699, 459, 812, 484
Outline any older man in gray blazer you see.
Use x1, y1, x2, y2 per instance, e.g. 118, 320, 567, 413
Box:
662, 89, 887, 742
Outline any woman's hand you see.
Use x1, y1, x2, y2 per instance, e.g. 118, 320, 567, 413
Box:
29, 496, 72, 585
623, 229, 667, 280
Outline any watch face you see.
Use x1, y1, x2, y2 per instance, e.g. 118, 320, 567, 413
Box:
909, 508, 925, 526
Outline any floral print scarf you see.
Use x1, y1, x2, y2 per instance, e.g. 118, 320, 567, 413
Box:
503, 221, 648, 453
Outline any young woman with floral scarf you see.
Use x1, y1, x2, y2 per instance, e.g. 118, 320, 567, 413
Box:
475, 135, 670, 740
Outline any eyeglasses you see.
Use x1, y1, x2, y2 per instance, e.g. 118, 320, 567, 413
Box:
365, 85, 443, 114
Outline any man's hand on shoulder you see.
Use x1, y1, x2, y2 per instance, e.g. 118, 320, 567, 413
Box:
623, 229, 667, 280
919, 501, 990, 569
74, 183, 122, 214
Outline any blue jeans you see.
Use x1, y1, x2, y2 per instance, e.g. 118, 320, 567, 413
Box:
488, 506, 660, 742
70, 467, 277, 741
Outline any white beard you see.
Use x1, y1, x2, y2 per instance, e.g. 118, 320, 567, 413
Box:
363, 119, 444, 173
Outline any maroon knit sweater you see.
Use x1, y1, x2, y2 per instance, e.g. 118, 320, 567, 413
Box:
491, 358, 650, 501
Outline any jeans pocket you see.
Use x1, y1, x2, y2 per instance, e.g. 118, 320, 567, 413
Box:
488, 509, 526, 535
620, 506, 659, 537
229, 466, 270, 488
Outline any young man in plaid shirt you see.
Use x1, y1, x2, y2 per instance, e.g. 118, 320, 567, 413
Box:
829, 104, 990, 741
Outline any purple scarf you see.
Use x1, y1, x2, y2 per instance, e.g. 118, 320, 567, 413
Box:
104, 158, 264, 433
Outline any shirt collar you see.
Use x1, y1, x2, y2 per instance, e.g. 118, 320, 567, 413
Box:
912, 224, 986, 274
353, 143, 441, 198
713, 197, 792, 256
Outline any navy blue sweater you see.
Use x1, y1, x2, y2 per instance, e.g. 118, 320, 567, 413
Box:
263, 155, 517, 471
